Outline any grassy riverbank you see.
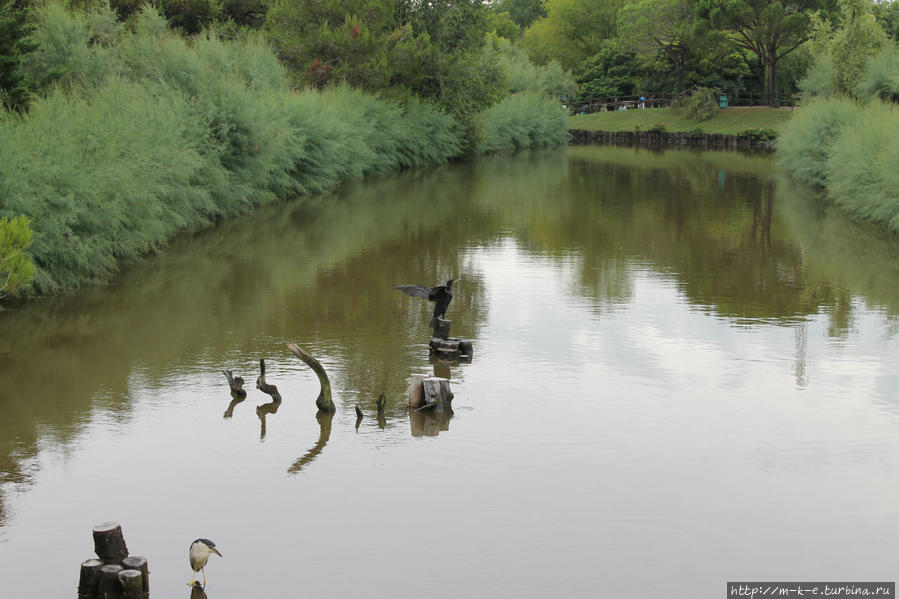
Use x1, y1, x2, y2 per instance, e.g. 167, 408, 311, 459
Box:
0, 4, 567, 295
569, 106, 794, 135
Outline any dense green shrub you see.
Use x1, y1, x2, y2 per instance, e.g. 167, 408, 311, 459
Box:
2, 2, 566, 294
488, 35, 574, 97
671, 87, 720, 122
476, 92, 568, 153
776, 97, 859, 187
0, 215, 36, 298
827, 100, 899, 231
736, 127, 778, 141
856, 44, 899, 101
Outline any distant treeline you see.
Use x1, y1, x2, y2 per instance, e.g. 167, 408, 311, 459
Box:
0, 1, 570, 295
778, 0, 899, 233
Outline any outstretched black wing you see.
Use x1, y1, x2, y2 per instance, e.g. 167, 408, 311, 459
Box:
395, 284, 433, 300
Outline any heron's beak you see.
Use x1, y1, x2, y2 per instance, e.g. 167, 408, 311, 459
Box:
212, 547, 222, 557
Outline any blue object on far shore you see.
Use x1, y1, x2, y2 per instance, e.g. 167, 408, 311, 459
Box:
720, 93, 728, 108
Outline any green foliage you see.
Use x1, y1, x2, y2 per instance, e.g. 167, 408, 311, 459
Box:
829, 0, 888, 94
0, 0, 36, 110
488, 10, 521, 39
855, 42, 899, 101
476, 91, 569, 153
826, 99, 899, 230
489, 35, 574, 96
265, 0, 505, 149
736, 127, 777, 140
523, 0, 626, 70
576, 40, 638, 99
0, 215, 36, 298
672, 86, 720, 121
689, 126, 704, 135
19, 1, 98, 89
799, 53, 837, 98
648, 123, 668, 133
872, 0, 899, 39
265, 0, 394, 89
493, 0, 547, 30
776, 96, 858, 186
699, 0, 826, 105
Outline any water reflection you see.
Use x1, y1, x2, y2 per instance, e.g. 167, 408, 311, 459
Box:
189, 585, 207, 599
287, 411, 333, 475
1, 148, 899, 596
255, 400, 281, 440
409, 410, 453, 438
223, 395, 245, 419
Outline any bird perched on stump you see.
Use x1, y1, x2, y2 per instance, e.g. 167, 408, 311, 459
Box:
395, 279, 458, 328
188, 539, 222, 587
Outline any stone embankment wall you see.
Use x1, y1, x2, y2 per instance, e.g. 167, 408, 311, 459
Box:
568, 129, 774, 151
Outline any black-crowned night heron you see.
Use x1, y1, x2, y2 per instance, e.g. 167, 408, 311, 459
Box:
188, 538, 222, 586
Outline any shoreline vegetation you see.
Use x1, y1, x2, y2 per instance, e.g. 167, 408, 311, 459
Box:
0, 3, 569, 298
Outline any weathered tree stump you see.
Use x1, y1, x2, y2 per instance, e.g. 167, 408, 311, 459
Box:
118, 569, 143, 599
376, 392, 387, 429
459, 340, 473, 357
98, 564, 124, 599
256, 359, 282, 402
79, 559, 104, 598
121, 556, 149, 597
221, 369, 246, 397
286, 343, 335, 413
93, 522, 129, 564
408, 376, 453, 413
407, 373, 427, 408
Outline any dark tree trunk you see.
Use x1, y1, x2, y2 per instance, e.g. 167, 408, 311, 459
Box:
768, 52, 779, 107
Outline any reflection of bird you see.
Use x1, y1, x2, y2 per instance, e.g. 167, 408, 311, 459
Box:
395, 279, 458, 327
188, 539, 222, 587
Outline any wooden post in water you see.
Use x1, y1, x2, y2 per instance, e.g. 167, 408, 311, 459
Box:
433, 317, 451, 339
118, 570, 143, 599
79, 559, 104, 598
427, 318, 473, 359
408, 375, 453, 413
93, 522, 129, 564
98, 564, 124, 599
80, 524, 150, 599
121, 556, 149, 597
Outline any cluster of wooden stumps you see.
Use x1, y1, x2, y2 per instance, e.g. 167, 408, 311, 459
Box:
428, 317, 473, 360
78, 522, 149, 599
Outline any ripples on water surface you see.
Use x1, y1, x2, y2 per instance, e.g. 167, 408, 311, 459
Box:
1, 146, 898, 598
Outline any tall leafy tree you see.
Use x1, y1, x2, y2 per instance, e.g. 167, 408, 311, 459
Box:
493, 0, 547, 30
618, 0, 698, 92
524, 0, 626, 70
0, 0, 34, 110
700, 0, 831, 105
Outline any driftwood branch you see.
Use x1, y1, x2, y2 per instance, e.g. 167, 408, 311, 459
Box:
222, 370, 247, 397
286, 343, 335, 413
256, 359, 282, 402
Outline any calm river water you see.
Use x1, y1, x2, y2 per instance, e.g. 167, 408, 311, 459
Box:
1, 146, 898, 599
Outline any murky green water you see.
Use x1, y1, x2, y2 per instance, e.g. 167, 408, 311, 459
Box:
1, 147, 898, 599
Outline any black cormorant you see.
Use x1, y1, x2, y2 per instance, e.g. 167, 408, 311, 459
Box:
395, 278, 457, 327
